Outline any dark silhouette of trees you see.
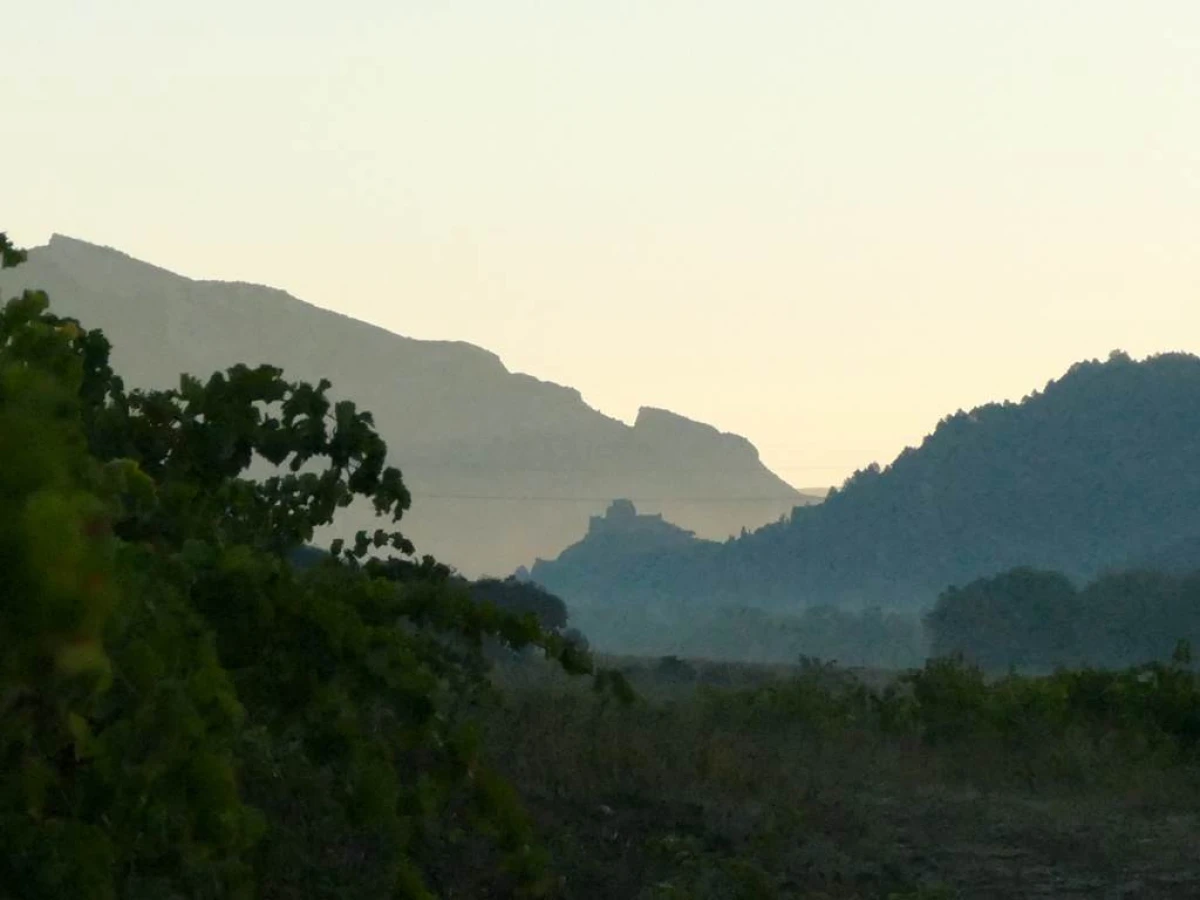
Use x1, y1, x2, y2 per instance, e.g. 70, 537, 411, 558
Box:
927, 568, 1080, 670
469, 576, 569, 632
927, 565, 1200, 671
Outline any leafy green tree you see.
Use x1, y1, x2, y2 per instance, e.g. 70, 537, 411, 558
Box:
2, 232, 260, 898
0, 232, 626, 898
1075, 570, 1199, 668
926, 569, 1079, 671
469, 577, 570, 633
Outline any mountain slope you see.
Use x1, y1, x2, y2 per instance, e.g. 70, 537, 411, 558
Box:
531, 351, 1200, 648
0, 234, 806, 575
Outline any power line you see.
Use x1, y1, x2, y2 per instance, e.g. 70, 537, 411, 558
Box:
407, 494, 820, 503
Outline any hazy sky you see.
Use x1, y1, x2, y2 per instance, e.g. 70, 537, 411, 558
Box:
8, 1, 1199, 487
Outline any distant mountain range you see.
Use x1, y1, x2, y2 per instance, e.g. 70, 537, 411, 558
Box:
530, 351, 1200, 652
0, 235, 814, 575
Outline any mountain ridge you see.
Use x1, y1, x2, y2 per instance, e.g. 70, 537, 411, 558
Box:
0, 234, 807, 575
530, 350, 1200, 652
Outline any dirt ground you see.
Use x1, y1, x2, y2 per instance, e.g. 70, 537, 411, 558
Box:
481, 659, 1200, 899
508, 776, 1200, 898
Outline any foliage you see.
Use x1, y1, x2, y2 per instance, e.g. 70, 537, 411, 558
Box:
927, 565, 1200, 672
563, 599, 925, 668
654, 656, 698, 681
482, 652, 1200, 898
894, 653, 1200, 764
696, 656, 876, 737
926, 568, 1080, 671
0, 233, 627, 899
469, 576, 570, 633
677, 649, 1200, 766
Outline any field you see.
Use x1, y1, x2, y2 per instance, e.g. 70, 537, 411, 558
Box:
460, 654, 1200, 899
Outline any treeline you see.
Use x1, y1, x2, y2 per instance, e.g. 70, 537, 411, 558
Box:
569, 561, 1200, 673
928, 566, 1200, 672
570, 602, 924, 668
678, 605, 925, 669
699, 654, 1200, 762
293, 548, 589, 650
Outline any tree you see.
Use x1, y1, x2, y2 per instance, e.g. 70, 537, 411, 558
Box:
468, 577, 570, 633
925, 568, 1079, 671
0, 233, 627, 898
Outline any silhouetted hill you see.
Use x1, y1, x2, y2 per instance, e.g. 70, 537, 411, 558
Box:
531, 351, 1200, 652
0, 235, 807, 575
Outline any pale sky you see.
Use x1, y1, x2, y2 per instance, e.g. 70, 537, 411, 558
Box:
7, 1, 1199, 487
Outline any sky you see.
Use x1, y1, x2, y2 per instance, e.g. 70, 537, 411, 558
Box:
7, 1, 1199, 487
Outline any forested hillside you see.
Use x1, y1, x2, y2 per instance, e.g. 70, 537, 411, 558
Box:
532, 351, 1200, 652
0, 235, 807, 576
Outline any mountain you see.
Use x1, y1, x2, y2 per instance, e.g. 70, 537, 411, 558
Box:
0, 234, 808, 575
530, 351, 1200, 652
